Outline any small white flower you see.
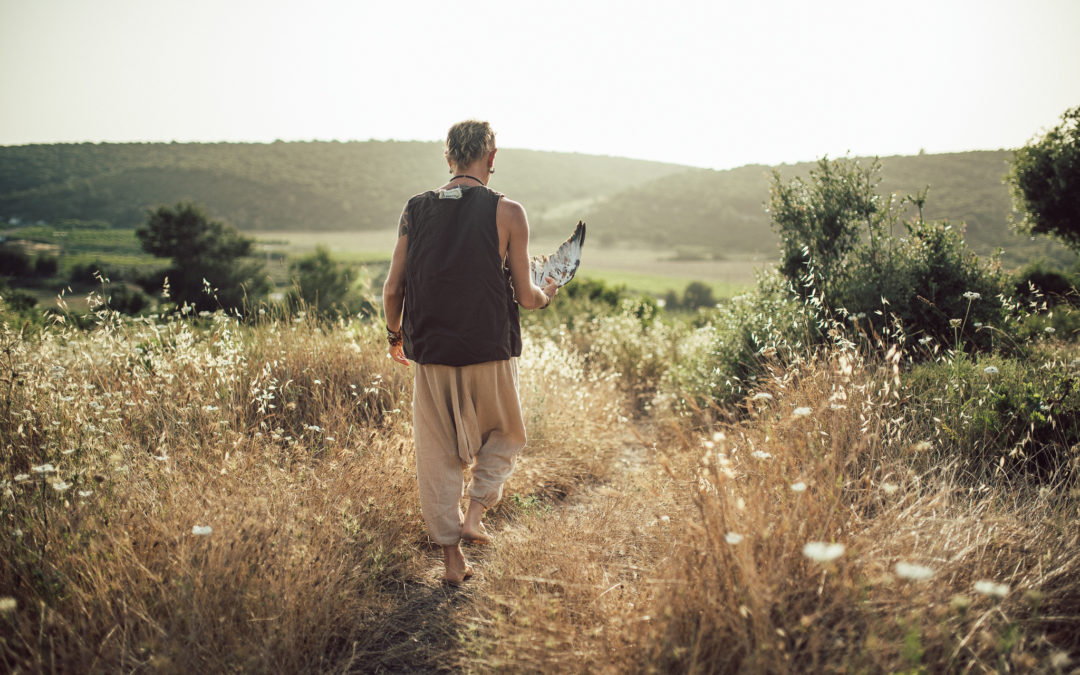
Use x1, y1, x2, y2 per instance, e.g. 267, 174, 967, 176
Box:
12, 528, 22, 537
790, 481, 807, 493
962, 291, 981, 300
725, 532, 744, 544
712, 431, 725, 442
153, 455, 168, 462
191, 525, 213, 536
31, 464, 57, 475
751, 392, 773, 401
792, 407, 812, 418
77, 490, 93, 498
203, 405, 219, 412
983, 366, 999, 375
881, 482, 899, 495
51, 480, 71, 492
751, 450, 772, 460
973, 580, 1009, 597
0, 597, 16, 614
802, 542, 845, 562
895, 561, 935, 581
918, 336, 933, 345
14, 473, 29, 483
659, 515, 671, 523
1044, 326, 1056, 334
61, 448, 76, 455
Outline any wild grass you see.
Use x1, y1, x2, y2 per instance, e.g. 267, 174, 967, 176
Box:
1, 292, 1078, 672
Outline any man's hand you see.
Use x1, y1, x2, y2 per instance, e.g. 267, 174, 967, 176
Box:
541, 276, 559, 307
389, 342, 409, 366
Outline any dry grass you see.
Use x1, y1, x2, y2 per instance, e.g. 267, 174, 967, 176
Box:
2, 300, 1078, 673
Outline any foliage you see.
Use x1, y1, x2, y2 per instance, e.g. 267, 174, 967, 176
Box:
662, 280, 718, 311
1012, 259, 1078, 306
136, 202, 269, 312
905, 349, 1080, 480
286, 246, 374, 319
3, 143, 1072, 266
0, 246, 32, 277
1009, 106, 1080, 251
769, 157, 1012, 352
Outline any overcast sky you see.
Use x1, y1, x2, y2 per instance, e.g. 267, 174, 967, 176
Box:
2, 0, 1078, 170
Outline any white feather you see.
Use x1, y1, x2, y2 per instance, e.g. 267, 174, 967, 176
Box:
530, 221, 586, 288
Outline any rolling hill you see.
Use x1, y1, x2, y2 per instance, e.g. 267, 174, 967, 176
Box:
1, 141, 1073, 266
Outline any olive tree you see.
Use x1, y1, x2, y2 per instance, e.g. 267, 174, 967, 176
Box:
1009, 106, 1080, 251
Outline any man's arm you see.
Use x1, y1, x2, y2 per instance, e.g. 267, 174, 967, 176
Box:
500, 198, 558, 309
382, 205, 409, 365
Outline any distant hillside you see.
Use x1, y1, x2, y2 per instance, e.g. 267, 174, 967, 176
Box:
579, 151, 1074, 264
0, 141, 686, 232
1, 142, 1073, 266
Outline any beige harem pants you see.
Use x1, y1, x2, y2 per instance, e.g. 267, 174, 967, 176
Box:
412, 358, 527, 545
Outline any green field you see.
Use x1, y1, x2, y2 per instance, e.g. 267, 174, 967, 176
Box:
252, 230, 763, 298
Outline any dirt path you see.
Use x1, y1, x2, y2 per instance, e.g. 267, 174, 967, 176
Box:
349, 429, 660, 669
350, 427, 671, 673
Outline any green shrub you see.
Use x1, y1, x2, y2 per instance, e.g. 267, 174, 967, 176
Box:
837, 220, 1012, 351
0, 246, 32, 277
769, 157, 1013, 353
1013, 260, 1078, 307
675, 271, 821, 407
905, 352, 1080, 480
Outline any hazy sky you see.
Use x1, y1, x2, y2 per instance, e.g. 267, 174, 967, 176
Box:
2, 0, 1078, 170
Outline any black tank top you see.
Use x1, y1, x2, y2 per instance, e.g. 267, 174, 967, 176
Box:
402, 185, 522, 366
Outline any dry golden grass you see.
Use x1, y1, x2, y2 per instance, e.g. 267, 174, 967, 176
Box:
2, 302, 1078, 673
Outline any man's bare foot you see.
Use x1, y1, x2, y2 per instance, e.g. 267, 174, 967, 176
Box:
442, 544, 473, 585
462, 500, 494, 545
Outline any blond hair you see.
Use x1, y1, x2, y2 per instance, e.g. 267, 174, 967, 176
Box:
445, 120, 496, 169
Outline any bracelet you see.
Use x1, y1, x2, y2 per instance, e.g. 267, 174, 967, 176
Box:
386, 326, 403, 347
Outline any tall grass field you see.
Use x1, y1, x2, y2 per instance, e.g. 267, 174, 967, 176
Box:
1, 281, 1077, 672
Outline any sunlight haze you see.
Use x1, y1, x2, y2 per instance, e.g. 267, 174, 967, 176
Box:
2, 0, 1079, 169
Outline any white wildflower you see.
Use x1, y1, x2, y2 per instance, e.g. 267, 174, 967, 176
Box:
881, 482, 899, 495
31, 464, 57, 475
802, 542, 845, 563
51, 480, 71, 492
191, 525, 213, 536
918, 336, 933, 345
790, 481, 807, 493
77, 490, 93, 498
895, 561, 935, 581
962, 291, 981, 300
13, 474, 29, 483
1044, 326, 1056, 334
751, 392, 773, 401
973, 580, 1009, 597
12, 528, 22, 537
792, 407, 812, 418
725, 532, 744, 544
712, 431, 725, 442
61, 448, 76, 455
983, 366, 999, 375
0, 597, 16, 614
751, 450, 772, 460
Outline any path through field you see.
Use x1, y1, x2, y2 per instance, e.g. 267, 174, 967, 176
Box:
354, 425, 675, 673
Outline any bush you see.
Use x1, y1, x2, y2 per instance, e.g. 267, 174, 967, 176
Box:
769, 157, 1012, 353
837, 220, 1012, 351
0, 247, 32, 277
105, 284, 150, 315
33, 254, 58, 277
905, 351, 1080, 480
1013, 260, 1078, 307
676, 271, 821, 408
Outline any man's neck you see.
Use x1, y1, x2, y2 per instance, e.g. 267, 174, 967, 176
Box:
448, 161, 490, 187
